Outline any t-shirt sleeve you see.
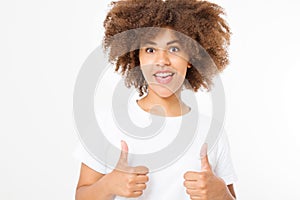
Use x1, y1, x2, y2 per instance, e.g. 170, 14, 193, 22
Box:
73, 143, 107, 174
214, 131, 238, 185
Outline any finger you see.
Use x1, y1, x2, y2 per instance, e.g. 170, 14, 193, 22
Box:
132, 165, 149, 175
186, 188, 201, 196
200, 143, 211, 171
184, 171, 201, 181
133, 183, 147, 191
190, 195, 202, 200
136, 174, 149, 183
131, 190, 143, 198
117, 140, 128, 166
184, 180, 198, 189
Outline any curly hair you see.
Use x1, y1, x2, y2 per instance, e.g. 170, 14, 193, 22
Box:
103, 0, 231, 96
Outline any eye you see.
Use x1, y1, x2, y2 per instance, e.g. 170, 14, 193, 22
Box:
169, 46, 180, 53
145, 47, 155, 53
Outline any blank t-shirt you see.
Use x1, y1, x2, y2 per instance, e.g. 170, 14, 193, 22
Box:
74, 93, 237, 199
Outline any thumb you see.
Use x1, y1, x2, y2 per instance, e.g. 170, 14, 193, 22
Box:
200, 143, 211, 171
117, 140, 128, 166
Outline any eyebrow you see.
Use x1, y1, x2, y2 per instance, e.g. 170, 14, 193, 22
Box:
141, 40, 181, 46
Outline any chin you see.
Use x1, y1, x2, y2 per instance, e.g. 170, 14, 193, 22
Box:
157, 91, 174, 98
150, 85, 178, 98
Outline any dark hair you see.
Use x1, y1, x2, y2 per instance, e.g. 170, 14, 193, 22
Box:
103, 0, 231, 96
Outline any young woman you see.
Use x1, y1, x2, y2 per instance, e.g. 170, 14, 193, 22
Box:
75, 0, 237, 199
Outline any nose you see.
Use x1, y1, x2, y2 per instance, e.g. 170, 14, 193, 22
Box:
156, 48, 170, 67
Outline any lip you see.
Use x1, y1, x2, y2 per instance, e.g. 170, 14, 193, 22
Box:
153, 70, 175, 84
153, 70, 175, 76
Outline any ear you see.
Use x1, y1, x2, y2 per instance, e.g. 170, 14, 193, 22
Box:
187, 63, 192, 68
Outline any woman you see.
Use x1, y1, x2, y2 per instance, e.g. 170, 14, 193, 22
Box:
75, 0, 237, 199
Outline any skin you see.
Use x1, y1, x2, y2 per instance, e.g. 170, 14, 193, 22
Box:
138, 29, 191, 117
76, 29, 236, 200
184, 144, 236, 200
76, 141, 149, 200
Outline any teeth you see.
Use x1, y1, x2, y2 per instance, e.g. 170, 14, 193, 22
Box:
154, 72, 173, 77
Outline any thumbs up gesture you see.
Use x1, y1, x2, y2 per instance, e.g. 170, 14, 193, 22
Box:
106, 140, 149, 198
183, 143, 234, 200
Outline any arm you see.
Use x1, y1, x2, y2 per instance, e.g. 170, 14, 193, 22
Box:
227, 184, 236, 199
75, 163, 115, 200
75, 141, 149, 200
184, 171, 236, 200
183, 144, 237, 200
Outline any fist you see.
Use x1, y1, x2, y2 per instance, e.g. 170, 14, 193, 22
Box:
183, 143, 230, 200
108, 140, 149, 198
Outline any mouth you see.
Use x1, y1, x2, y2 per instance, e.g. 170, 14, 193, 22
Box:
153, 71, 175, 84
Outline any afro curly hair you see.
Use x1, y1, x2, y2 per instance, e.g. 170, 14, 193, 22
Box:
103, 0, 231, 96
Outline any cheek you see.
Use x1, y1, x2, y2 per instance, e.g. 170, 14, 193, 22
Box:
169, 57, 189, 75
180, 67, 188, 77
174, 62, 188, 77
140, 66, 153, 81
139, 52, 151, 66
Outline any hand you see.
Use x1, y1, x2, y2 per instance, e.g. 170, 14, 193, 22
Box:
183, 143, 234, 200
106, 140, 149, 198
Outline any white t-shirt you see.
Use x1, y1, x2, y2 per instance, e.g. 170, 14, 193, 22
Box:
74, 93, 237, 200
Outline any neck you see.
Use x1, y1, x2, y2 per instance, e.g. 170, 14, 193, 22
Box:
137, 88, 190, 117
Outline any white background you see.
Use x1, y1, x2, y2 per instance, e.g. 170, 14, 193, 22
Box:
1, 0, 300, 199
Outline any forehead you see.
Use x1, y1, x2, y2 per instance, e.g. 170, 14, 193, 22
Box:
140, 29, 181, 45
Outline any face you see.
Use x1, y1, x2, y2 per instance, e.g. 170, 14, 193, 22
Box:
139, 29, 190, 98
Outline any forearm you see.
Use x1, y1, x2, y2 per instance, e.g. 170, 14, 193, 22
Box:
75, 174, 115, 200
224, 192, 236, 200
223, 186, 236, 200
